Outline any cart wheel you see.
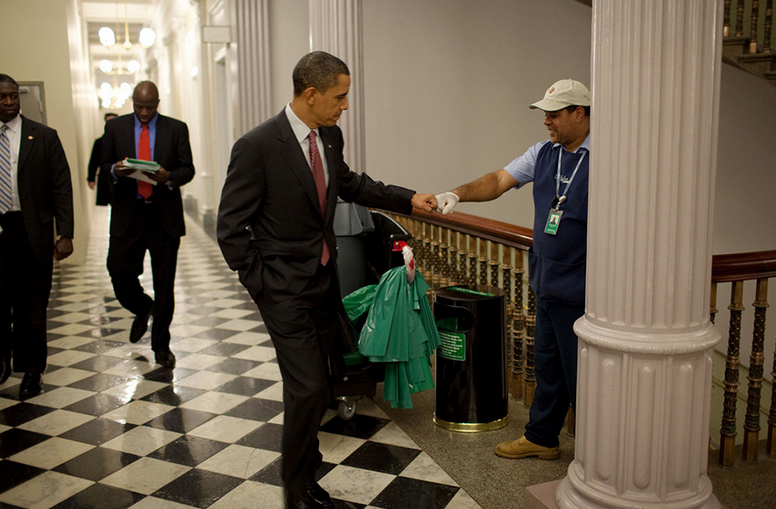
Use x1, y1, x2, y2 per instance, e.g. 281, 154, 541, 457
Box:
338, 399, 356, 420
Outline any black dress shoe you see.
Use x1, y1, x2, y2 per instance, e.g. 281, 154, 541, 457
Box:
129, 304, 154, 343
154, 350, 176, 368
19, 372, 43, 399
285, 483, 333, 509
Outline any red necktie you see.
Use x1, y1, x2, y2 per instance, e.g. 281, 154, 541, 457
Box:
308, 130, 329, 265
137, 123, 153, 199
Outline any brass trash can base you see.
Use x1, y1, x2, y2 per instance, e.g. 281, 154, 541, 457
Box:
433, 413, 509, 433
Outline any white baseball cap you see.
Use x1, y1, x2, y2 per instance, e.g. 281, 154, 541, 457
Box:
529, 79, 591, 111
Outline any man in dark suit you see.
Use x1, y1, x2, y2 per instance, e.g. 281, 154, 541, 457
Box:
217, 52, 436, 509
0, 74, 74, 398
101, 81, 194, 368
87, 112, 117, 206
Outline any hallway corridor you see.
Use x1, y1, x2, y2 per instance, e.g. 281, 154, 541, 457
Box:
0, 208, 480, 509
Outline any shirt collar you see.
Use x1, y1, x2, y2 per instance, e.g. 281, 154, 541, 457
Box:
285, 103, 317, 144
553, 134, 591, 154
2, 114, 22, 134
134, 113, 158, 128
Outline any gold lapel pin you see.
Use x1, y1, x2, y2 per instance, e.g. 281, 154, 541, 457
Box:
28, 136, 34, 140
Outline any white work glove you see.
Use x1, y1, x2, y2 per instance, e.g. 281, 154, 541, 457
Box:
435, 192, 460, 214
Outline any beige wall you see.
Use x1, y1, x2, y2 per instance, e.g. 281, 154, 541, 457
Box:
1, 0, 96, 265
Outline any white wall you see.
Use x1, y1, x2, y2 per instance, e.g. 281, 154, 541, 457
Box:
268, 0, 310, 115
362, 0, 592, 229
2, 0, 96, 265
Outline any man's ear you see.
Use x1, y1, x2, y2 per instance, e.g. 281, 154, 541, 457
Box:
304, 87, 317, 105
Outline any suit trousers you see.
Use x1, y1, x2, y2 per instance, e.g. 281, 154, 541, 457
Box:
255, 261, 340, 495
524, 298, 584, 448
0, 212, 52, 374
107, 200, 180, 353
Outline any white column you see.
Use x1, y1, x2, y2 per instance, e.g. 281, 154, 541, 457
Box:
230, 0, 271, 135
309, 0, 365, 173
557, 1, 724, 508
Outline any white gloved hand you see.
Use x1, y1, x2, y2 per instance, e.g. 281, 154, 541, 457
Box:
435, 192, 460, 214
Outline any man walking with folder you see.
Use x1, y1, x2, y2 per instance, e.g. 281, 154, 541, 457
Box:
101, 81, 195, 367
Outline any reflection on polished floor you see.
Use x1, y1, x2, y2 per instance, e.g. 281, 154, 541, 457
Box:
0, 208, 481, 509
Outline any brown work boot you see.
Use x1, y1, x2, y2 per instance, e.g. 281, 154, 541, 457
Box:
494, 435, 560, 460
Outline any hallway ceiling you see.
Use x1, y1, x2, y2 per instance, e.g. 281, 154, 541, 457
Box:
81, 0, 157, 87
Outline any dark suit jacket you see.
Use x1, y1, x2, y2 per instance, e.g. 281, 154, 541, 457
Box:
16, 115, 74, 263
87, 136, 110, 206
100, 113, 195, 238
217, 109, 415, 300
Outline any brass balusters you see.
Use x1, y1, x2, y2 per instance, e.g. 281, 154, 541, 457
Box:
439, 227, 451, 288
737, 0, 745, 37
489, 241, 500, 288
458, 233, 469, 285
769, 324, 776, 457
478, 239, 488, 286
751, 0, 761, 53
743, 278, 768, 463
468, 236, 478, 286
764, 0, 773, 53
711, 282, 718, 323
720, 281, 744, 468
724, 0, 732, 37
524, 286, 537, 407
430, 225, 441, 290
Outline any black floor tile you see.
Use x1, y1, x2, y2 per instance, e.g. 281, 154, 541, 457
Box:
319, 414, 391, 440
249, 455, 282, 486
0, 402, 56, 427
0, 460, 46, 493
148, 435, 230, 467
146, 407, 216, 434
53, 446, 140, 481
69, 355, 126, 373
198, 342, 251, 357
213, 376, 276, 397
63, 391, 129, 416
59, 417, 135, 445
224, 397, 284, 422
371, 476, 459, 509
341, 441, 421, 475
152, 468, 243, 508
206, 358, 261, 376
51, 482, 144, 509
235, 422, 283, 452
67, 372, 127, 392
0, 428, 51, 457
190, 328, 238, 341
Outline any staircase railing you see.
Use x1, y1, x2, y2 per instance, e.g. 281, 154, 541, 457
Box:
387, 209, 776, 468
723, 0, 776, 84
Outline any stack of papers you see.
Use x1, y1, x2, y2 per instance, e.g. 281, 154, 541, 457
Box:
123, 158, 159, 185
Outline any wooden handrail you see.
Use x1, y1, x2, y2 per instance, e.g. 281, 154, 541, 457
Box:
408, 210, 776, 283
711, 250, 776, 282
409, 209, 533, 250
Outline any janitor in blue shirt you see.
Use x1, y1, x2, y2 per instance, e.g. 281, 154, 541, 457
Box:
435, 79, 591, 460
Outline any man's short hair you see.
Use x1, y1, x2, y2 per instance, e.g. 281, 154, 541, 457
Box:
292, 51, 349, 96
0, 74, 19, 88
565, 105, 591, 117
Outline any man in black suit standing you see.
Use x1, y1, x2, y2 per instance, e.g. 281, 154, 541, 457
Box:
101, 81, 194, 368
87, 111, 117, 206
0, 74, 74, 398
217, 52, 436, 509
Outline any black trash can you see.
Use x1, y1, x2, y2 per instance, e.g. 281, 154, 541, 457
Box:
433, 285, 509, 432
333, 200, 376, 297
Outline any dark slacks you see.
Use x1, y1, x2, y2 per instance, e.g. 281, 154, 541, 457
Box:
0, 212, 52, 374
107, 200, 180, 352
524, 298, 584, 448
255, 262, 340, 496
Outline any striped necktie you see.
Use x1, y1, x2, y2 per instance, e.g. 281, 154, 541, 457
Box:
0, 125, 12, 214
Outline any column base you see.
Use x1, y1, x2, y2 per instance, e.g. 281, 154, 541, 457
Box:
556, 470, 724, 509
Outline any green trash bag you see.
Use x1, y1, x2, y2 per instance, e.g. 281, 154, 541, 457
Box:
357, 266, 440, 409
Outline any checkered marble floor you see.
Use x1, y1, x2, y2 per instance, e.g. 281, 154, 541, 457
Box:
0, 207, 481, 509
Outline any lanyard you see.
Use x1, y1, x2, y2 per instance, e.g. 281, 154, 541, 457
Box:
552, 148, 586, 209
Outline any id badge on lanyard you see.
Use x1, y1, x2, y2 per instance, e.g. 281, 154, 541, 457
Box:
544, 149, 585, 236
